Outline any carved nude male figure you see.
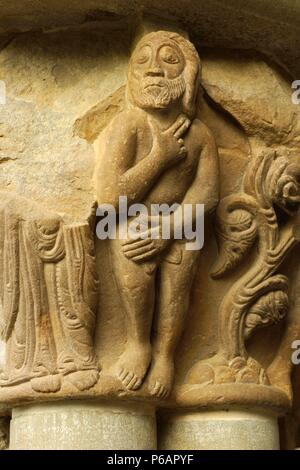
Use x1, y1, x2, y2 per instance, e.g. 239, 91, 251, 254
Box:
94, 31, 219, 397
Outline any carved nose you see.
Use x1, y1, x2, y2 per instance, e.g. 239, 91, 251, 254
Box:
145, 68, 164, 77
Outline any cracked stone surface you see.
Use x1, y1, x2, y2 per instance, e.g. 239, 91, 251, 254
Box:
0, 27, 131, 221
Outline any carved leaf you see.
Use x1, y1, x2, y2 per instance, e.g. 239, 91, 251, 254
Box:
245, 286, 289, 339
211, 195, 258, 279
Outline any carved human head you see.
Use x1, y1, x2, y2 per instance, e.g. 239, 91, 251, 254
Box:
127, 31, 201, 118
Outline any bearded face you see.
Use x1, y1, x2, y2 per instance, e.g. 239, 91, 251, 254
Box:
128, 39, 186, 110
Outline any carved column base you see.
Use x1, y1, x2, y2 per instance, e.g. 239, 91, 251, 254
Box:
158, 410, 280, 450
9, 401, 157, 450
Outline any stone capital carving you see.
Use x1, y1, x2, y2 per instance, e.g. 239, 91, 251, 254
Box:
0, 28, 299, 439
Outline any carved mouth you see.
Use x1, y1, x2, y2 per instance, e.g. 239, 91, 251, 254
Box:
144, 84, 164, 90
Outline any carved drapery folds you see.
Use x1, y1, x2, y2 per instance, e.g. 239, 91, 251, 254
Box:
0, 193, 99, 395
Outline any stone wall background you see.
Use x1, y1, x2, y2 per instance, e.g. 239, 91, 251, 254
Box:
0, 24, 132, 221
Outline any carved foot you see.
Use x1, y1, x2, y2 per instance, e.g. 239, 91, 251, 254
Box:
186, 353, 269, 386
114, 343, 151, 391
0, 369, 27, 387
0, 371, 35, 388
30, 374, 62, 393
66, 369, 99, 391
147, 355, 174, 399
57, 355, 77, 376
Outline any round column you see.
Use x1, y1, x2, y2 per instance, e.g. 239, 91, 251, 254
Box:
10, 400, 157, 450
158, 409, 280, 450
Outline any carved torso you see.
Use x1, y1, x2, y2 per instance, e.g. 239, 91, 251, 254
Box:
97, 108, 206, 208
140, 113, 204, 207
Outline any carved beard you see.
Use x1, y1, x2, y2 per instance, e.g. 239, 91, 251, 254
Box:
130, 75, 186, 109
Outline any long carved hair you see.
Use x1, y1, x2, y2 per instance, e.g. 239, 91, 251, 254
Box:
127, 31, 201, 119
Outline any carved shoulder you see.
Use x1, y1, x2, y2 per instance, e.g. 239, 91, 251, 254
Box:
191, 119, 216, 150
105, 108, 144, 139
93, 108, 145, 162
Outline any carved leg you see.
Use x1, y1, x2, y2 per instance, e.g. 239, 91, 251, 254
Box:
147, 244, 200, 398
109, 239, 156, 391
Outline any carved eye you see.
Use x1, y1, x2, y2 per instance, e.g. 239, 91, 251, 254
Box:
136, 55, 149, 64
134, 45, 151, 65
162, 53, 180, 64
164, 54, 179, 64
159, 46, 181, 65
